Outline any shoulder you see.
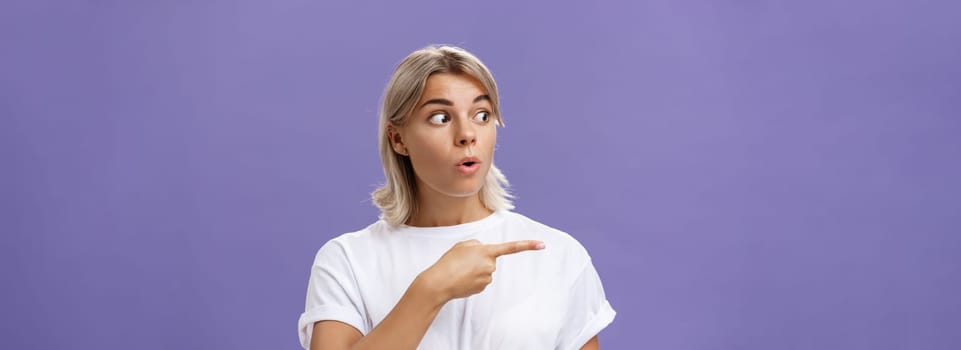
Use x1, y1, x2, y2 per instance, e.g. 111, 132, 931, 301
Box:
311, 220, 389, 265
502, 211, 586, 249
500, 211, 592, 265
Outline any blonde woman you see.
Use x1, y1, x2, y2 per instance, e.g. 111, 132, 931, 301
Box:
298, 45, 615, 350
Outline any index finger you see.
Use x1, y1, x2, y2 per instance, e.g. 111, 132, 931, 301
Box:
486, 240, 546, 257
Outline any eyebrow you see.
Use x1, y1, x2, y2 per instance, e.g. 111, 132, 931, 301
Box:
419, 94, 490, 109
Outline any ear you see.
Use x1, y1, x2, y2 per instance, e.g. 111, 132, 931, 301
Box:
386, 124, 408, 156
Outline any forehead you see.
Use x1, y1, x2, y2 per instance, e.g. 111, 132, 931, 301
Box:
419, 73, 488, 102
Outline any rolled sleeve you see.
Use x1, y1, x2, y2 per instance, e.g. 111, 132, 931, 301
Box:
297, 241, 368, 349
560, 261, 616, 350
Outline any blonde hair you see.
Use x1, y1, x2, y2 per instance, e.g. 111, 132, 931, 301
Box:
372, 45, 514, 226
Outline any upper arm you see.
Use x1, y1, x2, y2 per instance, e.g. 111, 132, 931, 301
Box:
299, 241, 369, 348
557, 260, 615, 349
310, 320, 363, 350
579, 335, 599, 350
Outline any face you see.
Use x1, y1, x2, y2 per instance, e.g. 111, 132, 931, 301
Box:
389, 73, 497, 200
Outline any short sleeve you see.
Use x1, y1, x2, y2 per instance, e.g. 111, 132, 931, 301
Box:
297, 240, 369, 349
557, 260, 616, 350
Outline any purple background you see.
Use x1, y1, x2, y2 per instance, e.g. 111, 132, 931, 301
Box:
3, 0, 959, 349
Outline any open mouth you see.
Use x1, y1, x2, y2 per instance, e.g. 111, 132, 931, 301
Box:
458, 157, 480, 167
457, 157, 481, 174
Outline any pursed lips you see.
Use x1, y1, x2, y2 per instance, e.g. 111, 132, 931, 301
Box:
456, 156, 481, 175
457, 156, 480, 167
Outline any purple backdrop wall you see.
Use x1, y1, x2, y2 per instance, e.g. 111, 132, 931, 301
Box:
3, 0, 959, 349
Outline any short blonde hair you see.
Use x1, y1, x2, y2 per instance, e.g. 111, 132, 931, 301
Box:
372, 45, 514, 226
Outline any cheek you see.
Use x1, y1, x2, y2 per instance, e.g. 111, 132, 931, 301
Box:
407, 131, 450, 162
481, 127, 497, 151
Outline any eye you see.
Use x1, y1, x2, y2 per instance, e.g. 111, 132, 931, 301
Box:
428, 113, 451, 125
473, 111, 490, 123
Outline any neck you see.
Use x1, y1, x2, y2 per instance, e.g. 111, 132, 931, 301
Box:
407, 188, 493, 227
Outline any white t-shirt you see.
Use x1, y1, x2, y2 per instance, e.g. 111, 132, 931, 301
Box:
297, 210, 616, 350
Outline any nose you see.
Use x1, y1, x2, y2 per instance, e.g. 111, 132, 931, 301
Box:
456, 121, 476, 147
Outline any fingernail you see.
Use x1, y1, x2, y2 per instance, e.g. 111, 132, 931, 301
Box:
535, 242, 546, 250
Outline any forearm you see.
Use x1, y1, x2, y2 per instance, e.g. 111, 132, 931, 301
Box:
349, 275, 446, 350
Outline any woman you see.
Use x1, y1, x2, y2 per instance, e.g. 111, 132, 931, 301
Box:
298, 45, 615, 350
